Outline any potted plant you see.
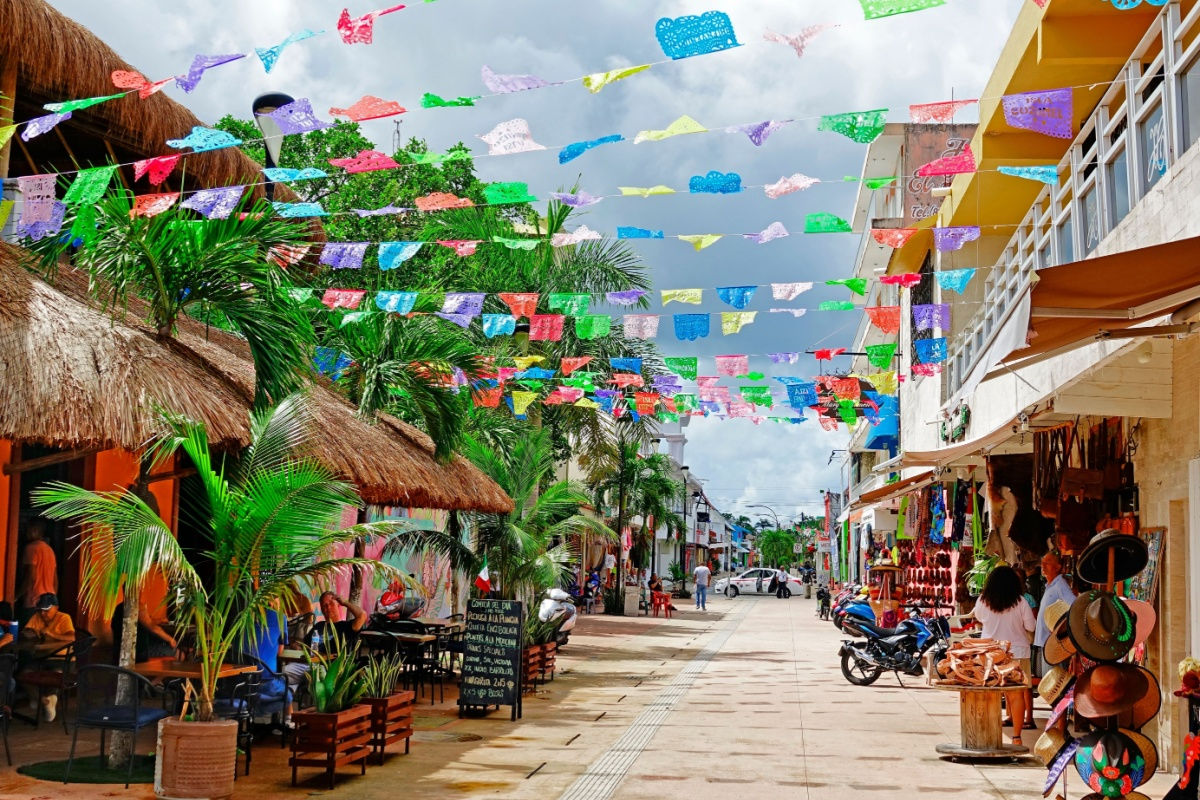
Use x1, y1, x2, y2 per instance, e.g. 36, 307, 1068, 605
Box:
34, 397, 415, 799
358, 652, 414, 763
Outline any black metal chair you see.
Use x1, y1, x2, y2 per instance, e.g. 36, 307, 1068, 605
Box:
442, 614, 466, 675
376, 620, 443, 704
0, 654, 17, 765
213, 669, 260, 778
229, 651, 294, 749
22, 633, 95, 733
65, 664, 172, 788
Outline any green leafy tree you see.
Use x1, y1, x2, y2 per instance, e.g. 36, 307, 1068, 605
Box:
628, 454, 684, 571
758, 529, 799, 568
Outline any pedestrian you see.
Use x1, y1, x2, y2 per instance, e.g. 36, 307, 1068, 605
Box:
18, 521, 56, 624
602, 551, 616, 588
968, 565, 1035, 748
692, 562, 711, 610
1033, 552, 1074, 670
776, 565, 790, 598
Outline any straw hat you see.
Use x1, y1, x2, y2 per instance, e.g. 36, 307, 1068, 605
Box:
1043, 600, 1077, 666
1075, 664, 1151, 721
1040, 666, 1075, 706
1121, 728, 1159, 786
1077, 529, 1149, 585
1116, 666, 1162, 730
1075, 730, 1149, 798
1036, 728, 1072, 767
1068, 590, 1136, 662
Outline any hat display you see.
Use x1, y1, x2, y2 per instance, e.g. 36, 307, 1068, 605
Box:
1039, 666, 1075, 706
1044, 610, 1077, 666
1036, 728, 1071, 767
1075, 664, 1151, 721
1075, 730, 1148, 798
1122, 598, 1157, 648
1047, 691, 1074, 729
1116, 666, 1162, 731
1077, 529, 1149, 585
1044, 740, 1079, 797
1068, 590, 1137, 662
1120, 728, 1158, 787
35, 592, 57, 610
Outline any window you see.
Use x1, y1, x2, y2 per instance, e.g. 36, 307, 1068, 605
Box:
1081, 185, 1101, 253
1184, 57, 1200, 148
1057, 216, 1074, 264
1139, 102, 1168, 191
1107, 146, 1130, 227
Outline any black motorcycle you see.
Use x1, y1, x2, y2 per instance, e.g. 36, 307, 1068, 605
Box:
837, 603, 950, 686
816, 586, 832, 620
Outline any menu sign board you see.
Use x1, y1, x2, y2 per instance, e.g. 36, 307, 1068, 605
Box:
458, 599, 524, 720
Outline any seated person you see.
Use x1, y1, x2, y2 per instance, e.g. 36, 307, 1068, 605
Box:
648, 574, 664, 594
21, 593, 75, 722
310, 592, 367, 653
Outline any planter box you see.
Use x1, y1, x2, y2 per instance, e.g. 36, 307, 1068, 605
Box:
541, 642, 557, 682
521, 645, 543, 692
289, 704, 372, 789
360, 691, 415, 764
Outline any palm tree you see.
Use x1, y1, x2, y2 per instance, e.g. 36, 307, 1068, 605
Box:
757, 529, 798, 568
463, 428, 613, 604
32, 396, 454, 734
27, 191, 315, 406
628, 454, 684, 572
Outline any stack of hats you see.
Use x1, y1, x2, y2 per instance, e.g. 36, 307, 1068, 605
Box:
1033, 529, 1157, 800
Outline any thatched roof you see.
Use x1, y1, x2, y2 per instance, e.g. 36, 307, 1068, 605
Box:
0, 0, 293, 201
0, 243, 513, 513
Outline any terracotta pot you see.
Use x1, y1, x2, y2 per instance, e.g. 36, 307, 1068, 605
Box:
155, 717, 238, 800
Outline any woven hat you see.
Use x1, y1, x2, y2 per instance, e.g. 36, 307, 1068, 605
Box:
1068, 590, 1137, 662
1077, 529, 1148, 585
1036, 728, 1071, 767
1121, 728, 1159, 787
1039, 666, 1075, 706
1043, 739, 1079, 797
1075, 730, 1148, 798
1044, 606, 1077, 666
1075, 663, 1150, 721
1116, 666, 1162, 730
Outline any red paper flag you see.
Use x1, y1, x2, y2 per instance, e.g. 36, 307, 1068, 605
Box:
870, 228, 918, 249
111, 69, 173, 99
915, 145, 976, 177
635, 392, 660, 415
130, 193, 179, 218
865, 306, 903, 335
529, 314, 564, 341
498, 292, 539, 318
321, 289, 366, 309
437, 240, 480, 257
132, 155, 181, 185
814, 347, 846, 361
610, 373, 645, 388
831, 378, 861, 400
472, 387, 502, 408
560, 356, 592, 376
329, 95, 407, 121
415, 192, 474, 212
879, 273, 923, 289
329, 149, 401, 174
337, 4, 406, 44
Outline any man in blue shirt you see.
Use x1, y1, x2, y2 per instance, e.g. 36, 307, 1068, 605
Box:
1034, 552, 1075, 672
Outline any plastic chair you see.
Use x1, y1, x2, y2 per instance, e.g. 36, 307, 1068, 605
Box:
65, 665, 172, 788
22, 633, 95, 733
0, 654, 16, 765
651, 592, 672, 619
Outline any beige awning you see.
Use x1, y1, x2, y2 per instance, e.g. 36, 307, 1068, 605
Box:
901, 416, 1025, 468
849, 470, 935, 512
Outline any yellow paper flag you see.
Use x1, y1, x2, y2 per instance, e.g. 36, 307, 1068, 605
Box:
618, 185, 676, 198
721, 311, 757, 335
582, 64, 651, 94
0, 200, 12, 231
661, 289, 703, 306
865, 371, 898, 395
512, 391, 538, 416
513, 355, 546, 370
573, 397, 600, 409
634, 115, 707, 144
0, 125, 14, 150
678, 234, 723, 251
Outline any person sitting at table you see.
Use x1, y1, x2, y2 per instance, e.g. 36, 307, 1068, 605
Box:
310, 592, 368, 652
21, 593, 75, 721
647, 574, 663, 594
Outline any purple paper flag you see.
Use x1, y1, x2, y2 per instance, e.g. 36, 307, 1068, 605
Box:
442, 292, 485, 317
913, 303, 950, 331
769, 352, 800, 364
17, 175, 57, 223
481, 65, 555, 93
933, 226, 980, 252
320, 242, 369, 269
1002, 88, 1073, 140
726, 120, 786, 146
181, 185, 245, 219
745, 221, 789, 244
176, 54, 245, 93
607, 290, 647, 306
435, 313, 474, 328
268, 98, 333, 135
354, 204, 408, 217
17, 201, 66, 241
21, 112, 71, 142
550, 191, 603, 208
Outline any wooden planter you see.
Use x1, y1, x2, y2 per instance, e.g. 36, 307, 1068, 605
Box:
521, 645, 543, 692
289, 704, 372, 789
154, 718, 238, 800
360, 691, 415, 764
541, 642, 557, 682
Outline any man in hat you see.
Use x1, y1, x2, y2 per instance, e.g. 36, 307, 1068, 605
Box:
1035, 552, 1075, 673
20, 593, 75, 722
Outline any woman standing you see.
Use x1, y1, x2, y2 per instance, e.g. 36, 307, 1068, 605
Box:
970, 565, 1036, 747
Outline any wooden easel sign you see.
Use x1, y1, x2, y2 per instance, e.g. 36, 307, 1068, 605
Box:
458, 599, 524, 721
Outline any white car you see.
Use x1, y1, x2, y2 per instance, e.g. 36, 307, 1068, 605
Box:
718, 568, 805, 597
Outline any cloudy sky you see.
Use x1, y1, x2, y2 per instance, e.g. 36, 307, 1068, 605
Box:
47, 0, 1024, 523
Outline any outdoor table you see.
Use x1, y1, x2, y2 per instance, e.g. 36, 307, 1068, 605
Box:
933, 683, 1030, 760
14, 638, 70, 660
412, 617, 465, 632
360, 631, 435, 646
133, 658, 258, 681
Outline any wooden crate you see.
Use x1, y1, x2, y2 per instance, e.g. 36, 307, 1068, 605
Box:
541, 642, 557, 682
361, 691, 415, 764
290, 704, 372, 789
521, 646, 543, 692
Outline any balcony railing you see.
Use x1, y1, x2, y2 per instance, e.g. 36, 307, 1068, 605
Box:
945, 1, 1200, 397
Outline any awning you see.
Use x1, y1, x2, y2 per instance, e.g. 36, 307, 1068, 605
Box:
849, 470, 934, 512
1010, 234, 1200, 365
735, 544, 750, 554
901, 417, 1024, 468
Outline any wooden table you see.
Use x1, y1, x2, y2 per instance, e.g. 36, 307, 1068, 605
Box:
360, 631, 435, 646
133, 658, 258, 681
13, 638, 71, 659
933, 684, 1030, 760
412, 617, 465, 632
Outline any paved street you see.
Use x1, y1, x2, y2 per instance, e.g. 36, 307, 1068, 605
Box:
0, 593, 1180, 799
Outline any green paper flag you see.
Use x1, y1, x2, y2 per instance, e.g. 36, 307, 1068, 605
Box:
664, 357, 698, 380
674, 394, 699, 412
827, 278, 868, 296
44, 93, 124, 114
549, 293, 591, 316
287, 288, 315, 304
484, 182, 537, 205
63, 165, 119, 205
740, 386, 773, 408
421, 93, 478, 108
68, 205, 97, 244
339, 311, 370, 327
657, 411, 680, 423
864, 176, 897, 189
859, 0, 946, 20
819, 300, 855, 311
817, 109, 888, 144
804, 213, 852, 233
565, 373, 600, 391
408, 150, 471, 165
493, 236, 540, 251
865, 343, 898, 369
741, 371, 765, 381
574, 314, 611, 340
839, 399, 858, 425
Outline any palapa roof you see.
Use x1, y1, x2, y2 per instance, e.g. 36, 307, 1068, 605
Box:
0, 243, 513, 513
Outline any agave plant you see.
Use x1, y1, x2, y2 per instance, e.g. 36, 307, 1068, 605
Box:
360, 651, 407, 698
305, 626, 367, 713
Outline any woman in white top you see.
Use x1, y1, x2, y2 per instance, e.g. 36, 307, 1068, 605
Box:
971, 564, 1036, 747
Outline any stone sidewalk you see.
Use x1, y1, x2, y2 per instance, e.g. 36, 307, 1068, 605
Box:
0, 593, 1181, 799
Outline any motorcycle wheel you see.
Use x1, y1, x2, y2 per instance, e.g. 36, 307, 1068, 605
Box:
725, 585, 739, 598
840, 649, 883, 686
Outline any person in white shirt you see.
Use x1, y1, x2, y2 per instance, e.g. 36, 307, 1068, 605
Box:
970, 564, 1036, 747
692, 563, 712, 610
776, 566, 790, 598
602, 551, 617, 588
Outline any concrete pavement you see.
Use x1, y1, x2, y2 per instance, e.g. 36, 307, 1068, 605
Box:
0, 592, 1180, 799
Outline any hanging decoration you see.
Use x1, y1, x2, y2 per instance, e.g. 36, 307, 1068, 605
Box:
746, 222, 789, 244
330, 149, 401, 173
255, 29, 322, 73
655, 11, 740, 60
619, 186, 675, 198
866, 306, 903, 334
166, 126, 241, 152
478, 118, 546, 155
606, 289, 646, 306
858, 0, 946, 18
817, 109, 888, 144
909, 98, 978, 123
329, 95, 406, 121
716, 286, 757, 309
715, 355, 749, 377
378, 241, 423, 270
618, 227, 664, 239
622, 315, 659, 339
575, 315, 612, 340
689, 171, 742, 194
481, 65, 556, 94
805, 213, 852, 233
664, 357, 699, 380
871, 228, 919, 248
914, 337, 949, 364
916, 144, 976, 176
320, 242, 369, 270
726, 120, 786, 147
131, 193, 179, 218
763, 25, 835, 59
998, 165, 1059, 185
933, 225, 981, 252
678, 234, 723, 251
266, 98, 332, 134
112, 70, 174, 99
721, 311, 757, 335
583, 65, 651, 93
674, 314, 711, 341
559, 134, 624, 164
771, 282, 812, 301
866, 343, 898, 369
913, 303, 951, 330
529, 314, 565, 340
826, 278, 868, 296
662, 289, 702, 306
376, 291, 418, 313
879, 273, 923, 288
634, 115, 707, 144
483, 182, 537, 204
551, 226, 603, 246
765, 173, 819, 199
1001, 87, 1073, 139
935, 268, 977, 293
21, 112, 71, 142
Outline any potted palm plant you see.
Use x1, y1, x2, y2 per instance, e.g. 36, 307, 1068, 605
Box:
358, 651, 414, 763
33, 396, 414, 800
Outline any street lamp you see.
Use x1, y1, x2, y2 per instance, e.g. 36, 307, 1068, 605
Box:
747, 503, 781, 529
252, 92, 294, 201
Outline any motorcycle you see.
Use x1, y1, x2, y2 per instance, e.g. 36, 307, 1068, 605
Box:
837, 603, 950, 686
816, 586, 832, 620
538, 588, 578, 647
831, 587, 876, 631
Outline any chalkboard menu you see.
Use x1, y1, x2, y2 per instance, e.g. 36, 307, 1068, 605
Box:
458, 599, 524, 720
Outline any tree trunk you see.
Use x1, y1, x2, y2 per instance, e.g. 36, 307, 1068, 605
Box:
614, 481, 627, 615
108, 585, 141, 770
448, 511, 463, 616
348, 508, 368, 604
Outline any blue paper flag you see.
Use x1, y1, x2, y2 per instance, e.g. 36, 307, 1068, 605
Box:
617, 226, 664, 239
482, 314, 516, 338
716, 285, 757, 309
914, 337, 948, 364
689, 170, 742, 194
655, 11, 740, 60
786, 382, 819, 408
558, 134, 624, 164
379, 241, 423, 270
166, 126, 242, 153
263, 167, 327, 182
674, 314, 711, 341
314, 346, 353, 380
934, 268, 976, 294
997, 165, 1058, 185
376, 291, 418, 314
273, 202, 328, 218
515, 367, 556, 380
611, 357, 643, 373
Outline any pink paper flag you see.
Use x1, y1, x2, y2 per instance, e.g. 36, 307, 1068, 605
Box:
715, 354, 748, 377
329, 149, 401, 174
771, 282, 812, 301
416, 193, 474, 212
871, 228, 918, 249
130, 193, 179, 218
111, 69, 173, 99
529, 314, 565, 341
337, 4, 406, 44
763, 25, 835, 59
329, 95, 406, 121
623, 314, 660, 339
909, 99, 978, 124
132, 155, 181, 185
498, 292, 539, 318
610, 373, 645, 389
765, 173, 818, 199
478, 119, 546, 156
321, 289, 366, 309
916, 145, 976, 177
437, 240, 480, 257
911, 363, 943, 377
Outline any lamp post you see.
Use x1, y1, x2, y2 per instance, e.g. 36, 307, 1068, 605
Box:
252, 92, 294, 201
747, 503, 781, 529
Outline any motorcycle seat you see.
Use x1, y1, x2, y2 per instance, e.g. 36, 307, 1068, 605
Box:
857, 621, 902, 638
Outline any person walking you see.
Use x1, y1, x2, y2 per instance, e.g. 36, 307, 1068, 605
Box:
693, 562, 712, 611
969, 565, 1035, 747
776, 566, 790, 598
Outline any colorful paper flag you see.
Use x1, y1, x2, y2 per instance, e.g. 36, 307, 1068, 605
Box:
933, 226, 981, 252
499, 292, 540, 318
771, 282, 812, 301
634, 115, 706, 144
329, 95, 406, 121
674, 314, 710, 341
481, 65, 556, 93
865, 306, 902, 334
765, 173, 818, 199
871, 228, 918, 248
1002, 88, 1073, 139
582, 64, 651, 93
559, 134, 623, 164
935, 268, 976, 293
330, 149, 401, 173
716, 286, 756, 309
529, 314, 565, 341
679, 234, 723, 251
865, 343, 898, 369
805, 213, 852, 233
910, 99, 977, 123
817, 109, 888, 144
689, 171, 742, 194
478, 118, 546, 155
623, 315, 660, 339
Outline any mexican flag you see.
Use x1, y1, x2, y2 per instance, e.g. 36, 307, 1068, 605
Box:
474, 557, 491, 593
